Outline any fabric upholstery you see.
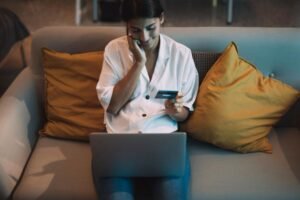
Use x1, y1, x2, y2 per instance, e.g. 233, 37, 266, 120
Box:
192, 51, 220, 82
40, 49, 105, 140
182, 42, 300, 153
0, 26, 299, 199
30, 27, 300, 91
162, 27, 300, 90
13, 137, 98, 200
30, 27, 300, 128
0, 67, 42, 200
189, 128, 300, 200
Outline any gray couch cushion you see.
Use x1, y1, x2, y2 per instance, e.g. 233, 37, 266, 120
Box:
0, 67, 41, 200
189, 128, 300, 200
192, 51, 220, 82
13, 136, 98, 200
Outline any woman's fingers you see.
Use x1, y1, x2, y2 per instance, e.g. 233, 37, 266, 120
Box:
176, 97, 183, 104
165, 99, 172, 109
174, 102, 183, 112
165, 92, 184, 113
127, 35, 146, 64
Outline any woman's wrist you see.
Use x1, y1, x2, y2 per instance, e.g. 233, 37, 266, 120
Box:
166, 106, 189, 122
135, 60, 146, 66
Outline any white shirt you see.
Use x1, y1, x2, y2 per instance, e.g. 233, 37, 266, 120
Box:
96, 34, 199, 133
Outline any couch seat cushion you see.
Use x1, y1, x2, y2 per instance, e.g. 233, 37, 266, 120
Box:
189, 128, 300, 200
13, 136, 98, 200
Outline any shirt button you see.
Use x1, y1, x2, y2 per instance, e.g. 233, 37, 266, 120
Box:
142, 114, 147, 117
145, 95, 150, 100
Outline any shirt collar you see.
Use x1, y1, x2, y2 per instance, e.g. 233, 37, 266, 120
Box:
157, 34, 170, 62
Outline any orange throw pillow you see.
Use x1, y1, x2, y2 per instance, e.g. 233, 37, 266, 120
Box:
182, 42, 300, 153
40, 48, 105, 140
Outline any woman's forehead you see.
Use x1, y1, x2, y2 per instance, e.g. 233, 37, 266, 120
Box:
128, 18, 159, 28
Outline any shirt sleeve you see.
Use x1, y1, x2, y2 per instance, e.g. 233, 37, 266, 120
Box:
181, 49, 199, 111
96, 45, 121, 110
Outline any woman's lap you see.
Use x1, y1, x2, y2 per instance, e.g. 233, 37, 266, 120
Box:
94, 156, 190, 200
96, 177, 135, 200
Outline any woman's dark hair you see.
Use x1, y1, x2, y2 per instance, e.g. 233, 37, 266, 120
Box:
121, 0, 164, 22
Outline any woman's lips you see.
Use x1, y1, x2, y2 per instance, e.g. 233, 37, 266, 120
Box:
141, 42, 151, 47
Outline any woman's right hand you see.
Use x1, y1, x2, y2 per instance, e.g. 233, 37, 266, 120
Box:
127, 35, 146, 65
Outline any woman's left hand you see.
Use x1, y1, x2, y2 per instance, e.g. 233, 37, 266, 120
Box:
164, 92, 189, 122
164, 92, 184, 114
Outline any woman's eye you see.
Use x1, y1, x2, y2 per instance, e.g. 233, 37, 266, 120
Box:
147, 26, 156, 31
130, 29, 139, 34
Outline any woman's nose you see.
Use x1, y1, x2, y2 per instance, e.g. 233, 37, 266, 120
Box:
140, 30, 150, 42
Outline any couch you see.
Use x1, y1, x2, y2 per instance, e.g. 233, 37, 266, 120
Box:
0, 26, 299, 200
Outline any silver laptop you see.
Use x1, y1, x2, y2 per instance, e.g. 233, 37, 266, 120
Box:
89, 132, 187, 177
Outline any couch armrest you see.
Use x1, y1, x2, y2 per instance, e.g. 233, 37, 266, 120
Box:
0, 67, 43, 199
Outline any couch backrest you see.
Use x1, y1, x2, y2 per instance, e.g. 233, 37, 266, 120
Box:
31, 26, 300, 90
31, 26, 300, 128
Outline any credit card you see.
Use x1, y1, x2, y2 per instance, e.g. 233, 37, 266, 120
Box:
155, 90, 178, 99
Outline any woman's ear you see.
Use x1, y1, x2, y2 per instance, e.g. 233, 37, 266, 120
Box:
160, 13, 165, 25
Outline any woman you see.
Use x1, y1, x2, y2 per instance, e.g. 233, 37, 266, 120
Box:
95, 0, 199, 199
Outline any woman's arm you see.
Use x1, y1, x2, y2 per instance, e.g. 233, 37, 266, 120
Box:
165, 48, 199, 122
106, 36, 146, 115
107, 61, 143, 115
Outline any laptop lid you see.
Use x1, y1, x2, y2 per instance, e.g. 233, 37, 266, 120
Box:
90, 132, 187, 177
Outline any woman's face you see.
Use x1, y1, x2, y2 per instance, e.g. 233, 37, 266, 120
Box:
127, 16, 163, 51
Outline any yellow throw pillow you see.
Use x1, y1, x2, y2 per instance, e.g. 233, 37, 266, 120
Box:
182, 42, 300, 153
40, 48, 105, 140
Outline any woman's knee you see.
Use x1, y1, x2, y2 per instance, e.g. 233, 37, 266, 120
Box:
96, 177, 135, 200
